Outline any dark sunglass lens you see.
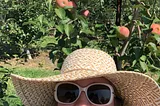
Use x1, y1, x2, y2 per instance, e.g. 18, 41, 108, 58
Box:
87, 85, 111, 104
57, 83, 79, 103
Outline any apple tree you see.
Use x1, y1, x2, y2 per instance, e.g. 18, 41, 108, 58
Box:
49, 0, 160, 84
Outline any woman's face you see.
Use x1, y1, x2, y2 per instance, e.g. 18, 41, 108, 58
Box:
57, 77, 115, 106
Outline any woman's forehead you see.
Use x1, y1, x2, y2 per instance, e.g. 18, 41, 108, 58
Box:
72, 77, 111, 87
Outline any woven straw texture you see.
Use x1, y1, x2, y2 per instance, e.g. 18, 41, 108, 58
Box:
11, 48, 160, 106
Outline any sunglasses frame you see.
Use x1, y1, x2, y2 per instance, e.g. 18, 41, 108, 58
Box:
54, 82, 114, 106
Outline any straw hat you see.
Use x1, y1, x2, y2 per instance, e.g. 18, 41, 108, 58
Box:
11, 48, 160, 106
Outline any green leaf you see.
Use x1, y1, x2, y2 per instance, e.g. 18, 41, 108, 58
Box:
47, 0, 53, 11
55, 8, 66, 19
43, 17, 49, 25
60, 18, 70, 24
22, 21, 36, 26
142, 15, 152, 24
38, 15, 44, 25
48, 21, 55, 27
107, 34, 117, 38
153, 17, 160, 23
5, 0, 8, 2
80, 20, 88, 29
80, 29, 94, 35
154, 35, 160, 43
135, 20, 144, 26
148, 42, 157, 52
95, 24, 104, 28
140, 61, 148, 72
134, 69, 140, 72
140, 55, 147, 62
77, 14, 87, 22
64, 24, 74, 37
155, 49, 160, 56
39, 27, 45, 35
132, 4, 144, 9
77, 39, 82, 48
128, 15, 133, 20
132, 60, 137, 67
149, 65, 160, 71
62, 48, 72, 55
56, 24, 64, 33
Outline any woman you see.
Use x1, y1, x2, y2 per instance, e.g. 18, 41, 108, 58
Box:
11, 48, 160, 106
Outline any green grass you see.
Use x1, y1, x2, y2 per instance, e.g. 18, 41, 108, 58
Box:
12, 68, 60, 78
1, 68, 60, 106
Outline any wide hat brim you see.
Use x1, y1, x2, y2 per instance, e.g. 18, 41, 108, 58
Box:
11, 70, 160, 106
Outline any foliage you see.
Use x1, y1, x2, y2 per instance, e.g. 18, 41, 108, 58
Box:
0, 0, 55, 58
48, 0, 160, 84
1, 0, 159, 76
0, 66, 11, 106
50, 0, 118, 68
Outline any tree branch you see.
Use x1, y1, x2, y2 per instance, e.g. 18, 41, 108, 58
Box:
116, 0, 122, 26
120, 8, 139, 56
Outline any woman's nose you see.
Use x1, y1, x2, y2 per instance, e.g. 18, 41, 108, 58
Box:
75, 92, 91, 106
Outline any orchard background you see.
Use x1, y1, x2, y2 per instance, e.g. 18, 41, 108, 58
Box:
0, 0, 160, 105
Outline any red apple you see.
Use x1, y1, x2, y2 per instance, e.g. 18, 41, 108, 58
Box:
67, 1, 77, 8
82, 10, 90, 17
56, 0, 69, 8
150, 23, 160, 35
117, 26, 130, 39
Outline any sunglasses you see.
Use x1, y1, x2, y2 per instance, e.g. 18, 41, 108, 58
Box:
54, 82, 114, 105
